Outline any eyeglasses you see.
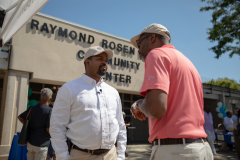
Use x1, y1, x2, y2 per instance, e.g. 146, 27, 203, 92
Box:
136, 34, 151, 48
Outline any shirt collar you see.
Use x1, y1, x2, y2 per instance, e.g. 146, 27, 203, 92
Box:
161, 44, 175, 49
82, 73, 103, 86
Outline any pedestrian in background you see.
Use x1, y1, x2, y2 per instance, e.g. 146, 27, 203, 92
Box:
204, 105, 217, 155
18, 88, 53, 160
46, 103, 56, 160
223, 111, 234, 151
232, 107, 240, 159
122, 112, 130, 158
50, 46, 126, 160
130, 24, 213, 160
123, 112, 130, 128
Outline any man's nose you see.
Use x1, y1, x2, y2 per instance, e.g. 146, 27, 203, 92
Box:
102, 61, 107, 65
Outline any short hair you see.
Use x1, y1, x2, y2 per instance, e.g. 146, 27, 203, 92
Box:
155, 32, 171, 43
226, 111, 232, 116
204, 105, 211, 110
84, 56, 93, 69
41, 88, 53, 102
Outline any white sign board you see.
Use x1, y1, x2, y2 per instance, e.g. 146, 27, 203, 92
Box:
1, 0, 49, 44
217, 134, 224, 141
231, 136, 235, 143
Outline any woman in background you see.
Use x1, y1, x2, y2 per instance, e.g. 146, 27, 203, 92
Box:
46, 103, 56, 160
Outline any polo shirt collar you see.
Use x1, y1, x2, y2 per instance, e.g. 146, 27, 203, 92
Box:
161, 44, 175, 49
82, 73, 103, 86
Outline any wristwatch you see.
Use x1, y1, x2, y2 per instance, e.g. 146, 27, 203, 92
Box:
133, 99, 140, 110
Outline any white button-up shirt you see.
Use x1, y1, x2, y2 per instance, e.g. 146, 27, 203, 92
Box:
50, 74, 126, 160
223, 117, 234, 131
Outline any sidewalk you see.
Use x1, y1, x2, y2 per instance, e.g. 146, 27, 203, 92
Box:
125, 144, 239, 160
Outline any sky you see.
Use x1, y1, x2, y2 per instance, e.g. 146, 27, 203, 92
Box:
39, 0, 240, 83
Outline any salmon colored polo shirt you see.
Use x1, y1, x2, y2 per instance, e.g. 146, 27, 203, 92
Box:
140, 45, 207, 143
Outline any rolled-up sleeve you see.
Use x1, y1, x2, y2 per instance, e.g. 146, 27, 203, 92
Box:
115, 95, 127, 160
50, 85, 71, 160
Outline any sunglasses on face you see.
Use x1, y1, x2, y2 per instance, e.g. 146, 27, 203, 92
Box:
136, 34, 151, 48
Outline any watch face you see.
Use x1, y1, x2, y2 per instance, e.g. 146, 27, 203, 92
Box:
133, 100, 139, 110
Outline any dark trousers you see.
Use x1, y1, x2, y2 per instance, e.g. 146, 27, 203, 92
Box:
225, 130, 233, 150
234, 130, 240, 159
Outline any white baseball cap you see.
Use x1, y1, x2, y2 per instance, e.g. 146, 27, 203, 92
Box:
84, 46, 113, 61
130, 23, 171, 48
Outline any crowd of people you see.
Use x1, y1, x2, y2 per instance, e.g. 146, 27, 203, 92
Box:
203, 105, 240, 159
17, 23, 240, 160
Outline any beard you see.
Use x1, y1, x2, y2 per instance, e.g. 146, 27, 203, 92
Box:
139, 52, 146, 62
97, 64, 107, 76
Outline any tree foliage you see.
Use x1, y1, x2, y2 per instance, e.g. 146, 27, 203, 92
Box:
206, 77, 240, 90
200, 0, 240, 58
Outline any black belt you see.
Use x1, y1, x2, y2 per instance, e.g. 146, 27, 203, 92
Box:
152, 138, 207, 146
72, 145, 110, 155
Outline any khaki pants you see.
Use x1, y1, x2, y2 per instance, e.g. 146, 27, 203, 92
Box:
69, 146, 117, 160
233, 130, 240, 159
27, 142, 48, 160
150, 140, 213, 160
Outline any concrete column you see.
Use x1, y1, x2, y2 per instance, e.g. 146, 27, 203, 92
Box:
0, 71, 29, 159
222, 92, 225, 106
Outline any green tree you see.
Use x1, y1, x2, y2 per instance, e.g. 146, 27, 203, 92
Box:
200, 0, 240, 58
206, 77, 240, 90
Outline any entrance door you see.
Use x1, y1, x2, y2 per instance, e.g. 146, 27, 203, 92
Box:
120, 93, 149, 144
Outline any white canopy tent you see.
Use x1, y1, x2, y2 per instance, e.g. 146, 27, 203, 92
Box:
0, 0, 49, 45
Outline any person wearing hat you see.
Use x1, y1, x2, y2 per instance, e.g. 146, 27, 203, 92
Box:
232, 107, 240, 159
130, 24, 213, 160
50, 46, 126, 160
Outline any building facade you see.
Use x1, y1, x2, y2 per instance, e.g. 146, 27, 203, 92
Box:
0, 13, 239, 159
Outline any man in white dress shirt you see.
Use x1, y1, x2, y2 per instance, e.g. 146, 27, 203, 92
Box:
223, 111, 234, 151
50, 46, 127, 160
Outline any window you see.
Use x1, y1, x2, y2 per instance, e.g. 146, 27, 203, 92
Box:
29, 82, 62, 103
124, 94, 131, 101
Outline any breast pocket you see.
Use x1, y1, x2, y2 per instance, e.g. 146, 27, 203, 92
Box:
74, 92, 98, 111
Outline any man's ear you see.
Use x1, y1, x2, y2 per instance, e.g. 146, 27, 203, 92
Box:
85, 59, 90, 67
150, 34, 156, 44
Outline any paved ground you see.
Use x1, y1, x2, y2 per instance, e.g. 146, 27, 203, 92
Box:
125, 144, 239, 160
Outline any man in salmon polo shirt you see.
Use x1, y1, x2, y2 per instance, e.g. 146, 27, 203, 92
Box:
130, 24, 213, 160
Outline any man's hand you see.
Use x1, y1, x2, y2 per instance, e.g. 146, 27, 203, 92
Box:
130, 99, 146, 121
125, 123, 130, 127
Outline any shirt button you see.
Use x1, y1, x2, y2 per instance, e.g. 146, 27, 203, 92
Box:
102, 142, 104, 144
103, 130, 105, 132
102, 117, 104, 119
